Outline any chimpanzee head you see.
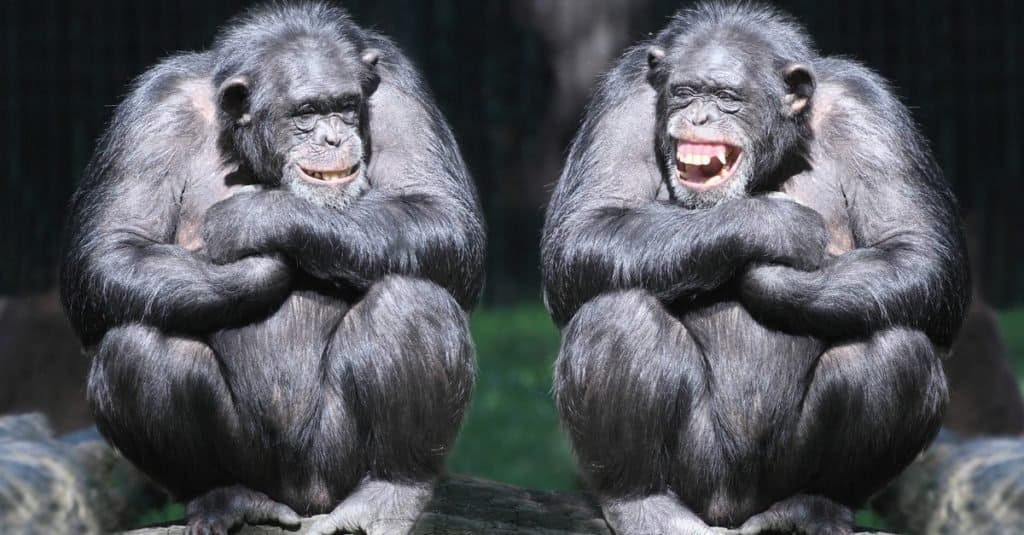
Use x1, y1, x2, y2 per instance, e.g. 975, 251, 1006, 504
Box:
646, 3, 816, 209
214, 16, 380, 209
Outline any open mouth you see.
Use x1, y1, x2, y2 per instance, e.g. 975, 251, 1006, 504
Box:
675, 140, 741, 190
298, 163, 360, 185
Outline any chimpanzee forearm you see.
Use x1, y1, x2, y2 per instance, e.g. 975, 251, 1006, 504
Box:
740, 235, 967, 345
61, 231, 290, 346
541, 195, 827, 327
201, 189, 484, 310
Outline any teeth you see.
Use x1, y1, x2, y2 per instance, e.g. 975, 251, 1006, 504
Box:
305, 167, 357, 181
716, 148, 727, 165
677, 154, 702, 166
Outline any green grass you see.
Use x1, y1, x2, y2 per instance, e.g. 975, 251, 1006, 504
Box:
449, 303, 575, 490
134, 503, 185, 528
999, 307, 1024, 378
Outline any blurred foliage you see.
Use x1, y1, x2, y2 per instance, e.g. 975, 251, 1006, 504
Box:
134, 502, 185, 529
450, 304, 575, 490
1000, 308, 1024, 380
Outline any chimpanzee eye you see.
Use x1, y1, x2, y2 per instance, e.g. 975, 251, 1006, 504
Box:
715, 90, 739, 101
294, 106, 317, 131
714, 90, 742, 113
672, 85, 697, 98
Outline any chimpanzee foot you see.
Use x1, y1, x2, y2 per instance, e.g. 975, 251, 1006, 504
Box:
603, 493, 718, 535
185, 485, 301, 535
308, 479, 433, 535
737, 495, 853, 535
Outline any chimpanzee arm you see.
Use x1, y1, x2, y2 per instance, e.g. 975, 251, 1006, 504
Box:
60, 57, 291, 346
739, 61, 970, 345
539, 48, 829, 327
201, 40, 485, 310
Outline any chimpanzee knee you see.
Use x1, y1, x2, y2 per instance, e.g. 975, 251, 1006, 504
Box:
798, 327, 947, 504
556, 290, 706, 496
331, 275, 474, 481
89, 324, 238, 497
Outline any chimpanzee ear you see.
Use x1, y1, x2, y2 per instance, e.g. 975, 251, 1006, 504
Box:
361, 48, 381, 68
782, 63, 814, 116
646, 46, 668, 88
218, 75, 252, 127
647, 46, 666, 70
360, 49, 382, 97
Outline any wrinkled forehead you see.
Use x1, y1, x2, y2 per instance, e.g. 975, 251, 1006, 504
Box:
664, 29, 775, 87
263, 37, 364, 100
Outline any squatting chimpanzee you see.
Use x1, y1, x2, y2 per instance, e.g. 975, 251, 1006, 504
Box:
542, 3, 968, 534
60, 4, 484, 534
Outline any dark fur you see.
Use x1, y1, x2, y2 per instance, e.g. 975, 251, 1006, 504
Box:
60, 1, 483, 525
542, 2, 968, 531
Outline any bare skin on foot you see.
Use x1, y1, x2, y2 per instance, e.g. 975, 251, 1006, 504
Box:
185, 485, 301, 535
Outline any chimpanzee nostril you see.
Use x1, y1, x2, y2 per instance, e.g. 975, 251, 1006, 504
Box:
692, 112, 710, 126
317, 125, 342, 147
317, 116, 344, 147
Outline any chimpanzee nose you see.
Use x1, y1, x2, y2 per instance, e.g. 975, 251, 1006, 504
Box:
317, 116, 343, 147
692, 112, 710, 126
323, 130, 341, 147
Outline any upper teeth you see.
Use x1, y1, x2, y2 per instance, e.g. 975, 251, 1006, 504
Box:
677, 150, 728, 167
310, 169, 353, 181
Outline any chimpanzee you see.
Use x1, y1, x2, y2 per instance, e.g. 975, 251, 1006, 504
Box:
542, 3, 968, 534
60, 4, 484, 535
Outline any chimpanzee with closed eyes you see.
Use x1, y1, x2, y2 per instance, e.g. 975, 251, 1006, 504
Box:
542, 3, 968, 534
60, 4, 484, 534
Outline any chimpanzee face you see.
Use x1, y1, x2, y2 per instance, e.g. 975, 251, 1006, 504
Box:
218, 38, 380, 209
647, 38, 813, 209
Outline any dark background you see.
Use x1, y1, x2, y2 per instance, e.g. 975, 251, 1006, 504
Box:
2, 0, 1022, 305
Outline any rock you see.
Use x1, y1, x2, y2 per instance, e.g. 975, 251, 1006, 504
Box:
875, 433, 1024, 533
0, 413, 166, 534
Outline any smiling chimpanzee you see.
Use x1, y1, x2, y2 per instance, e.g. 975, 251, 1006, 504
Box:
542, 3, 968, 534
61, 4, 484, 535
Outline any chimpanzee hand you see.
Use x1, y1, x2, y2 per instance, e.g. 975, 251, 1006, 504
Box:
749, 192, 829, 273
737, 261, 817, 318
218, 254, 293, 304
201, 190, 284, 265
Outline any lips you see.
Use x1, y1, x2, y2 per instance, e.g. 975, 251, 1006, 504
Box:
298, 163, 360, 185
675, 140, 741, 190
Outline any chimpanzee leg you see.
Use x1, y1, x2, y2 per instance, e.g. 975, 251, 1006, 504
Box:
88, 324, 299, 535
744, 327, 946, 534
310, 275, 474, 535
555, 290, 717, 535
88, 324, 238, 495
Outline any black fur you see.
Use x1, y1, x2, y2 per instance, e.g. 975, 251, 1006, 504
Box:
60, 2, 483, 528
542, 2, 967, 531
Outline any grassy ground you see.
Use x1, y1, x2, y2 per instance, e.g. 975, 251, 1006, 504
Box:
136, 305, 1024, 528
450, 304, 576, 489
1000, 308, 1024, 378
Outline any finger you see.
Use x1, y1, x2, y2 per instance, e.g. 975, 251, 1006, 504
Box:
308, 507, 363, 535
244, 499, 302, 527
